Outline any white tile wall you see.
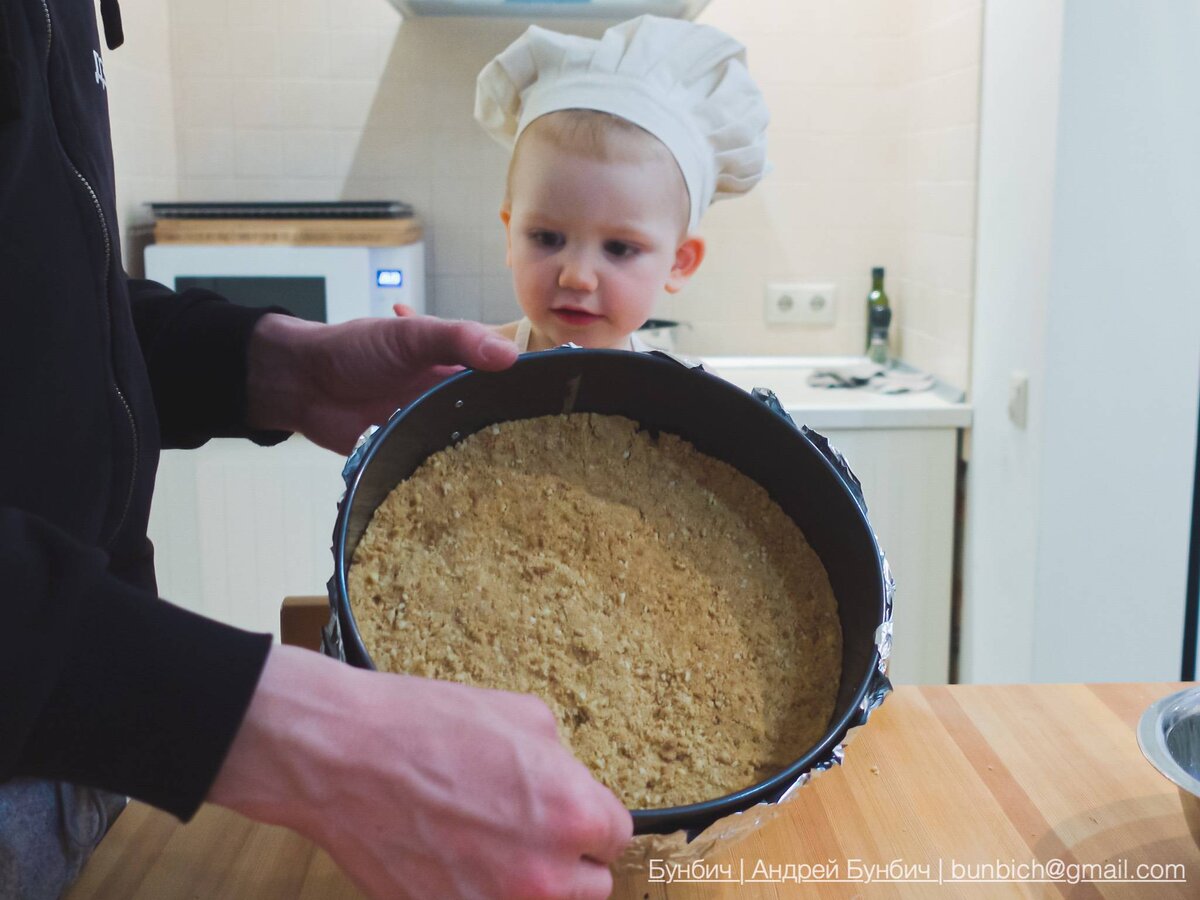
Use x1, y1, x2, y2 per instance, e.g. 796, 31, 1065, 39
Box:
178, 127, 234, 178
104, 0, 979, 385
104, 0, 179, 276
689, 0, 979, 386
176, 77, 233, 128
893, 1, 982, 388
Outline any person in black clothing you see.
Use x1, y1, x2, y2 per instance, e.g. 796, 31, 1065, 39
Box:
0, 1, 632, 897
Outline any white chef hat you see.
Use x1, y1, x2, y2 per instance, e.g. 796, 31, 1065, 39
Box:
475, 15, 769, 233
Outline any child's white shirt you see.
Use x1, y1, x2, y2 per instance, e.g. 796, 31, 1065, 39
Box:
513, 317, 652, 354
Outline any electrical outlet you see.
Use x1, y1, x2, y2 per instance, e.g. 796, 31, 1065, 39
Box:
765, 283, 836, 326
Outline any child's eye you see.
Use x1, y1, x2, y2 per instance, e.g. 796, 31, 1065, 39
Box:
529, 230, 564, 249
604, 240, 639, 259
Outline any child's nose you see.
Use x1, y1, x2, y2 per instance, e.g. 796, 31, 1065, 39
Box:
558, 254, 599, 292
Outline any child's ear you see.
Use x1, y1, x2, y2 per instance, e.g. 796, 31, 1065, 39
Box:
665, 235, 706, 294
499, 208, 513, 268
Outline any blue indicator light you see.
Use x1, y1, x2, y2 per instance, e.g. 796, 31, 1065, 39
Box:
376, 269, 404, 287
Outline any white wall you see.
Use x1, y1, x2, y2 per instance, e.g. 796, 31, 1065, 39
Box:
892, 1, 981, 390
961, 0, 1200, 683
166, 0, 400, 200
959, 0, 1063, 684
102, 0, 178, 273
694, 1, 981, 386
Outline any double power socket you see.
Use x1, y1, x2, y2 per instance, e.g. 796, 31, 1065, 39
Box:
765, 282, 837, 326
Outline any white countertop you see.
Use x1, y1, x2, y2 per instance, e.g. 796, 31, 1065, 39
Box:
698, 355, 973, 430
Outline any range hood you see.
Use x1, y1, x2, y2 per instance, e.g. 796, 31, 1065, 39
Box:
387, 0, 711, 19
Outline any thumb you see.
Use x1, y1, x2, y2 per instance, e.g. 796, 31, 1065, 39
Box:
384, 316, 518, 372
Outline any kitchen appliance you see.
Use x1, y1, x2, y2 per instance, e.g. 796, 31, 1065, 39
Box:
636, 318, 688, 353
143, 201, 425, 323
324, 349, 892, 837
387, 0, 710, 19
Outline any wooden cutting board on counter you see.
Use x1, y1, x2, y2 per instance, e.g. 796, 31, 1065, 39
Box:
67, 682, 1200, 899
151, 217, 423, 247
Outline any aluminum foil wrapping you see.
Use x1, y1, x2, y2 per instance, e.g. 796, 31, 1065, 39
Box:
323, 361, 894, 868
321, 421, 382, 663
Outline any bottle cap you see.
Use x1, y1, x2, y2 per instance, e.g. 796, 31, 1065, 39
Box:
872, 266, 885, 279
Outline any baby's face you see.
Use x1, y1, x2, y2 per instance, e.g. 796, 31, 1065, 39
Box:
503, 135, 691, 350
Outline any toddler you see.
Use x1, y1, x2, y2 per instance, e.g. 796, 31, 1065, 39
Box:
472, 15, 770, 353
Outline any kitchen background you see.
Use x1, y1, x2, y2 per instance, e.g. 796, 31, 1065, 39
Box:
107, 0, 978, 388
100, 0, 1200, 687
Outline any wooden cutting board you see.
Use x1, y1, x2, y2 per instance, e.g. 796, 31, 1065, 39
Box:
67, 682, 1200, 899
151, 217, 423, 247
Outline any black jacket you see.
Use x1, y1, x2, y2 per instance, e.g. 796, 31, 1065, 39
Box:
1, 0, 285, 818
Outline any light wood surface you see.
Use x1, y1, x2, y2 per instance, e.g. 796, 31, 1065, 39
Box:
67, 682, 1200, 899
280, 595, 330, 652
152, 217, 423, 247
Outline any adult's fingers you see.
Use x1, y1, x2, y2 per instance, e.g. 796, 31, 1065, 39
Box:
566, 859, 615, 900
546, 757, 632, 866
386, 316, 517, 373
577, 782, 633, 866
504, 691, 563, 739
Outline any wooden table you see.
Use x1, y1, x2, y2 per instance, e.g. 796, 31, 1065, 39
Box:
68, 683, 1200, 899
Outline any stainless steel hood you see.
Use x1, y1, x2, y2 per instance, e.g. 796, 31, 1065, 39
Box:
387, 0, 711, 19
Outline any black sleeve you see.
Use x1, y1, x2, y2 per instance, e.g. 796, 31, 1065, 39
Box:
128, 278, 291, 450
0, 3, 20, 125
0, 507, 274, 820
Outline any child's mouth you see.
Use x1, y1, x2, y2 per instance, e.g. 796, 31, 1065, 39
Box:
552, 308, 602, 326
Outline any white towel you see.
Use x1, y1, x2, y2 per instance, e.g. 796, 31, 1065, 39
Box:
808, 364, 935, 394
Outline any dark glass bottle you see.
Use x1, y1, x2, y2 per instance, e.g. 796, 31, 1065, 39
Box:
865, 266, 890, 353
867, 306, 892, 366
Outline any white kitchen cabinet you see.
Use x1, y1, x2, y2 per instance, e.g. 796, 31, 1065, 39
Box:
149, 436, 346, 639
149, 358, 970, 685
804, 427, 958, 685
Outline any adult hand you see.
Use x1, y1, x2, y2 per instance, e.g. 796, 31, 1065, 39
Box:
210, 645, 632, 900
246, 313, 519, 454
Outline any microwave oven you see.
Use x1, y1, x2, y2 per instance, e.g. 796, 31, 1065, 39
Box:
144, 228, 425, 324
